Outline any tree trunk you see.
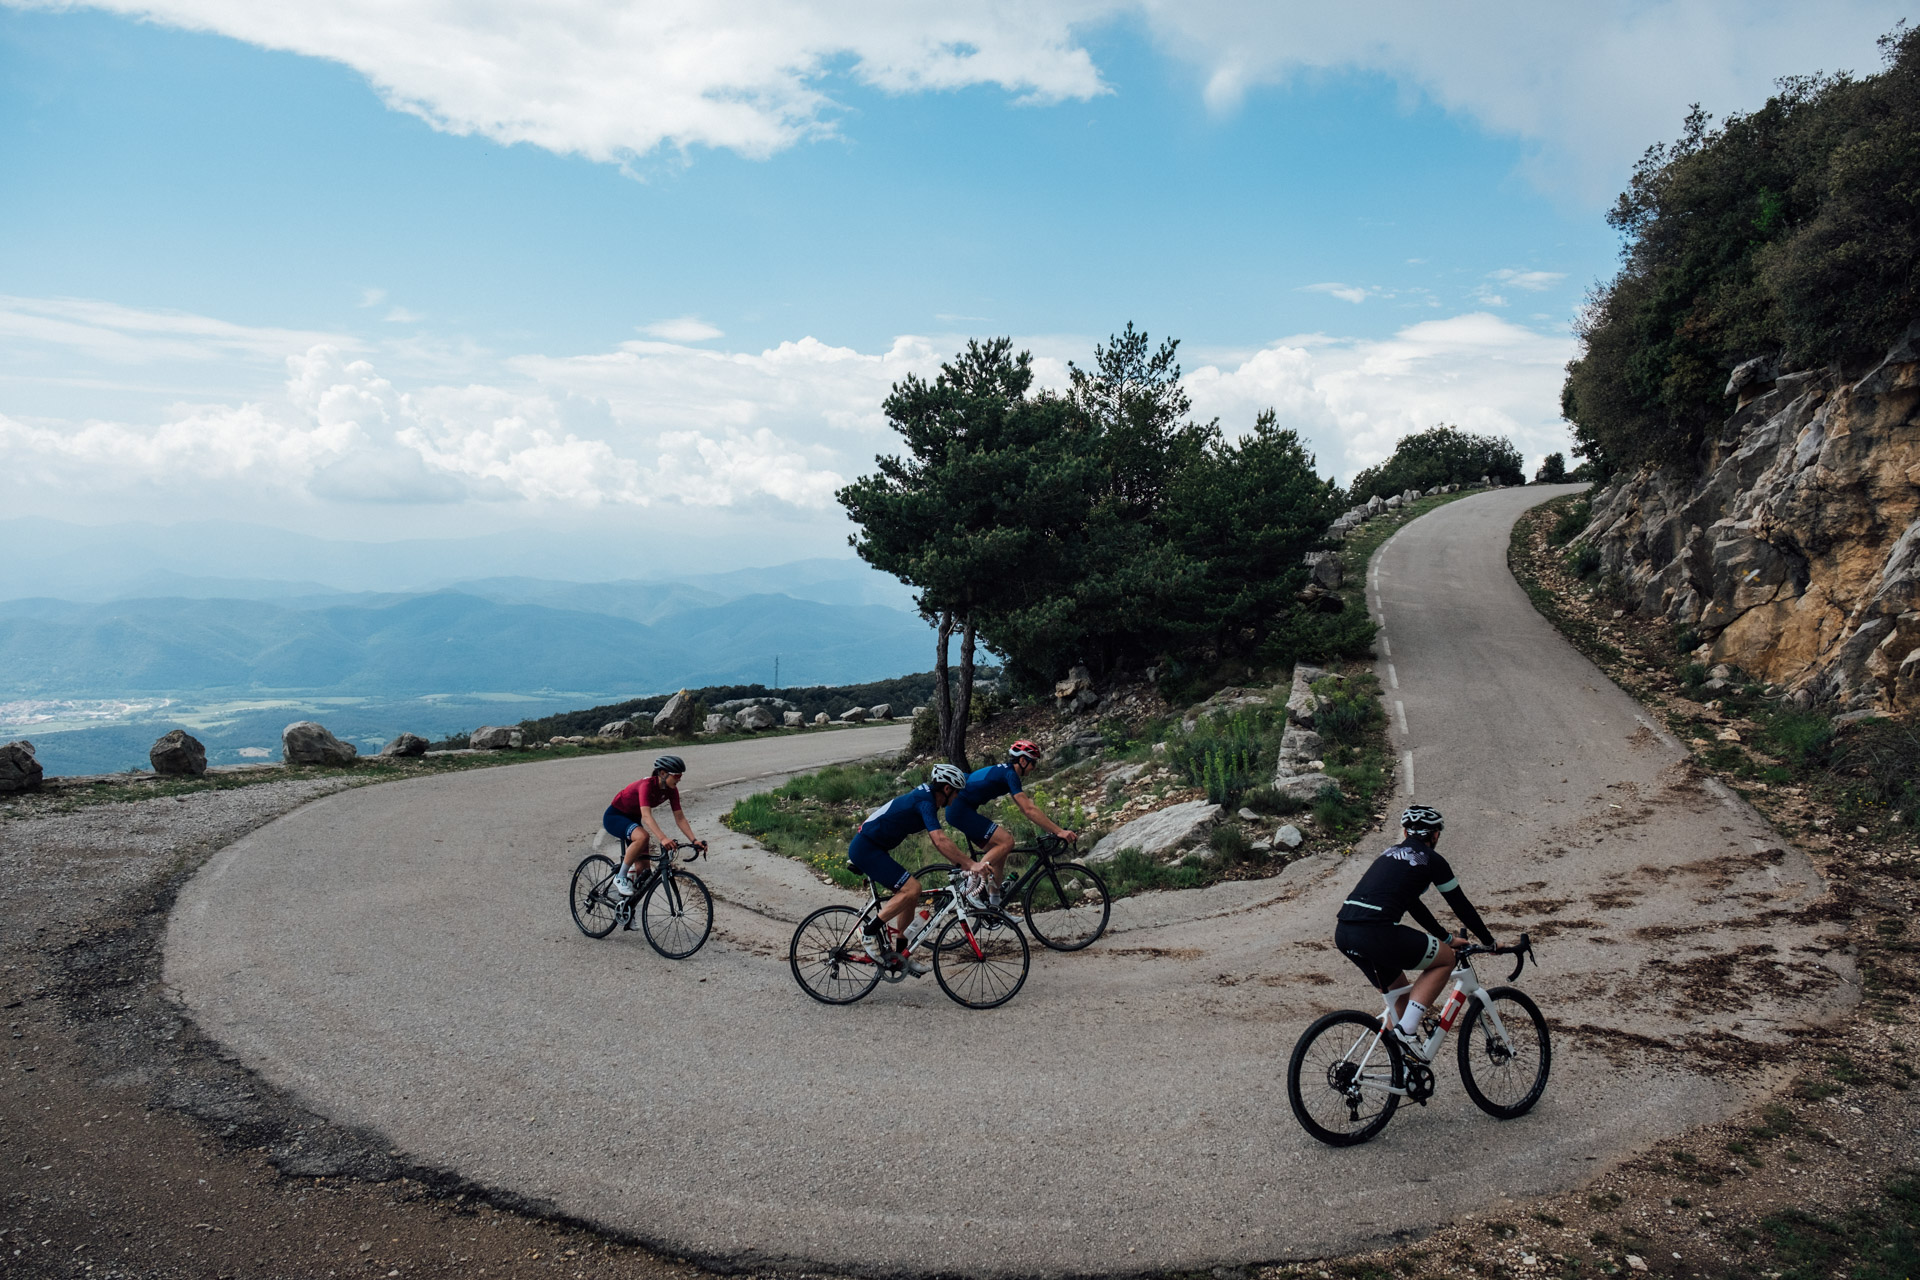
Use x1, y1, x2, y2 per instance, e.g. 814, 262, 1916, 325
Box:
947, 613, 976, 769
933, 609, 954, 758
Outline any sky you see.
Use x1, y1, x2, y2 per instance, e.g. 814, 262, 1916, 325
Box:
0, 1, 1910, 579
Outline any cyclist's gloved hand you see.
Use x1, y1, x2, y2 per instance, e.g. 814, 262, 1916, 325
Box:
1060, 829, 1079, 843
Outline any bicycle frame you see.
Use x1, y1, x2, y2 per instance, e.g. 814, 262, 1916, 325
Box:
1344, 944, 1530, 1101
847, 878, 993, 971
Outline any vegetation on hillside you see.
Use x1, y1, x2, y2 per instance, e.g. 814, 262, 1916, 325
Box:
513, 672, 957, 741
1564, 24, 1920, 476
1346, 425, 1525, 499
838, 325, 1355, 760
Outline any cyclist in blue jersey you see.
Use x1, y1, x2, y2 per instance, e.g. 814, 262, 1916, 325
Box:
1333, 805, 1498, 1059
849, 762, 990, 969
946, 739, 1078, 904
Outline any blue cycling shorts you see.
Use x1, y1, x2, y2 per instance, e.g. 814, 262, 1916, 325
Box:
944, 802, 999, 846
602, 806, 650, 846
847, 832, 912, 891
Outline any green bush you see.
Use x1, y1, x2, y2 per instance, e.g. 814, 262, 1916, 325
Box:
1762, 706, 1835, 767
908, 707, 940, 757
1570, 544, 1602, 579
1347, 425, 1525, 500
1547, 500, 1591, 547
1311, 676, 1379, 749
1208, 823, 1253, 866
1827, 717, 1920, 825
1170, 709, 1275, 806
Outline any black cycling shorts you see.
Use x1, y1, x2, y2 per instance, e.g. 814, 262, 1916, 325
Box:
1334, 921, 1441, 991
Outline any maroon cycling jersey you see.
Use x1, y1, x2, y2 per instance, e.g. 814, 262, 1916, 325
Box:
611, 776, 683, 821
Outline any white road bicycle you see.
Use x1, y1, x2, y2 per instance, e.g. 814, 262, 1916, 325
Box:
1287, 934, 1548, 1146
789, 871, 1030, 1010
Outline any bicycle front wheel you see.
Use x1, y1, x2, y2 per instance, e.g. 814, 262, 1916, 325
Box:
1022, 861, 1111, 951
569, 854, 620, 939
789, 905, 881, 1005
641, 868, 714, 959
1457, 986, 1551, 1119
932, 908, 1029, 1009
1287, 1010, 1404, 1146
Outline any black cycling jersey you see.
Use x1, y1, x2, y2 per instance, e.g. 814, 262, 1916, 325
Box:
1335, 838, 1494, 945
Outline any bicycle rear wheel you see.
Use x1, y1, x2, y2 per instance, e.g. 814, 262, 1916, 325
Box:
641, 868, 714, 959
1287, 1010, 1404, 1146
932, 908, 1029, 1009
1457, 986, 1551, 1119
789, 905, 882, 1005
569, 854, 620, 939
1022, 861, 1111, 951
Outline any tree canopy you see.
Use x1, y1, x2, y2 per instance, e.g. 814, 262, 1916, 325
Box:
1347, 425, 1524, 500
838, 327, 1353, 706
1563, 24, 1920, 476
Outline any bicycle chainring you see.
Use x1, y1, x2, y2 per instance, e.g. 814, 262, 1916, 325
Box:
1405, 1062, 1436, 1104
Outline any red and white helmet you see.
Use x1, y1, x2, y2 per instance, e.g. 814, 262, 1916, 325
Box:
1008, 740, 1041, 762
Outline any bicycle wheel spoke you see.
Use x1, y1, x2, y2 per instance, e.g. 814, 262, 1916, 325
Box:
789, 905, 881, 1004
1287, 1010, 1403, 1145
569, 854, 620, 939
933, 909, 1029, 1009
642, 869, 713, 960
1457, 987, 1551, 1119
1023, 862, 1111, 951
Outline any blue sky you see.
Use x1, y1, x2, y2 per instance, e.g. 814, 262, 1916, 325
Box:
0, 1, 1908, 578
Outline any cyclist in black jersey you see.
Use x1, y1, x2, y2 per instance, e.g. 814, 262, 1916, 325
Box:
1334, 805, 1497, 1056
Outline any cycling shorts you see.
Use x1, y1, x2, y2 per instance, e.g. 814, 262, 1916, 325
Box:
1333, 921, 1441, 991
601, 807, 651, 846
847, 832, 912, 891
944, 802, 999, 846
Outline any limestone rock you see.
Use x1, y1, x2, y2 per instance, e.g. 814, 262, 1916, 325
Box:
911, 705, 927, 716
736, 705, 777, 731
1580, 322, 1920, 714
703, 713, 736, 734
380, 732, 429, 758
1311, 555, 1343, 590
1271, 772, 1341, 803
868, 703, 893, 720
0, 740, 43, 793
1088, 800, 1223, 863
839, 706, 869, 723
469, 725, 523, 751
597, 720, 640, 740
783, 711, 805, 728
149, 729, 208, 776
652, 690, 698, 734
284, 721, 358, 766
1275, 824, 1305, 850
813, 712, 830, 725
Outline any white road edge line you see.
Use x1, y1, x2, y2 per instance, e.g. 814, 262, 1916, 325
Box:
1395, 700, 1409, 736
1379, 633, 1391, 658
1387, 663, 1399, 690
1403, 751, 1415, 796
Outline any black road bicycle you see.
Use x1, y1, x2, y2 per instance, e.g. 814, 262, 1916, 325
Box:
911, 832, 1111, 951
569, 837, 714, 960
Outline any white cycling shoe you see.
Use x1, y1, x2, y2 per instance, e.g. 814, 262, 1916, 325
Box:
611, 873, 636, 898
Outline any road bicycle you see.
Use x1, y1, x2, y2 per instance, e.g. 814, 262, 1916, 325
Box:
911, 832, 1111, 951
569, 837, 714, 960
788, 872, 1029, 1009
1287, 934, 1548, 1146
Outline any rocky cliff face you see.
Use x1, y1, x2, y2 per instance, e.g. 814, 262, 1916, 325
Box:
1582, 319, 1920, 713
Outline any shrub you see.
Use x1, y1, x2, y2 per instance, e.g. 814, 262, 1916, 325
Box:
908, 707, 940, 757
1763, 706, 1835, 767
1535, 452, 1568, 483
1547, 500, 1591, 547
1169, 708, 1280, 806
1570, 544, 1602, 579
1208, 823, 1252, 866
1827, 717, 1920, 825
1311, 676, 1380, 749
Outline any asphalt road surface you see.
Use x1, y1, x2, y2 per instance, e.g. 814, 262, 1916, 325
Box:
168, 486, 1855, 1277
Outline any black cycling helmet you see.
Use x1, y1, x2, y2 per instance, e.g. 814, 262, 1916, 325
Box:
653, 754, 687, 775
1400, 805, 1444, 837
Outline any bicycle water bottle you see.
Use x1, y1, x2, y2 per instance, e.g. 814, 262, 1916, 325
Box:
1437, 984, 1468, 1030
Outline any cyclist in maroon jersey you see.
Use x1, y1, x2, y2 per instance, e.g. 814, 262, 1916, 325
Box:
604, 754, 707, 898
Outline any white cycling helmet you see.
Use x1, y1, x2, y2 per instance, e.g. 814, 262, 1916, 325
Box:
929, 763, 967, 789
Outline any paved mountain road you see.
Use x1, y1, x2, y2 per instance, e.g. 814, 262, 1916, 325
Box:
168, 486, 1854, 1277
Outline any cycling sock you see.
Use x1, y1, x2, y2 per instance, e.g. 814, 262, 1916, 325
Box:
1397, 1000, 1429, 1035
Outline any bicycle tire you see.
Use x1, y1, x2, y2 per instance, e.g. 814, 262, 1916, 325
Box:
1022, 861, 1111, 951
931, 908, 1029, 1009
641, 868, 714, 960
569, 854, 621, 939
789, 905, 882, 1005
1287, 1010, 1405, 1146
1456, 986, 1551, 1119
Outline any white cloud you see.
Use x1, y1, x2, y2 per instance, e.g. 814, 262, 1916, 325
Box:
0, 294, 353, 365
1181, 312, 1576, 482
1489, 268, 1566, 291
17, 1, 1903, 197
358, 287, 387, 308
1302, 282, 1373, 304
382, 306, 425, 324
643, 317, 725, 343
32, 0, 1107, 162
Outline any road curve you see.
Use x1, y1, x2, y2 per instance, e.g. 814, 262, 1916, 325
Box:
168, 488, 1853, 1277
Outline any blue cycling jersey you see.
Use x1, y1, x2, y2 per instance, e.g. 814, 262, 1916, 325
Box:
955, 763, 1023, 810
857, 784, 942, 851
